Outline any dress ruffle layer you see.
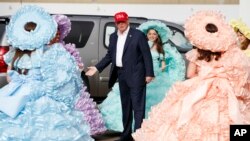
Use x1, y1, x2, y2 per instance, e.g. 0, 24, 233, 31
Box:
0, 96, 93, 141
42, 44, 106, 135
75, 86, 107, 135
0, 43, 105, 140
99, 43, 186, 132
132, 48, 250, 141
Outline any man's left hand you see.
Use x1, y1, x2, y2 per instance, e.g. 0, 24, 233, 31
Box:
145, 76, 154, 84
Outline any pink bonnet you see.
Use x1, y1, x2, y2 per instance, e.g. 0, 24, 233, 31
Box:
184, 11, 237, 52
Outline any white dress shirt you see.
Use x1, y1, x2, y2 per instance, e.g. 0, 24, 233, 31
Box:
116, 26, 130, 67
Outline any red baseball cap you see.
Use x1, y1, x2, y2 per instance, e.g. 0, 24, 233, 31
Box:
114, 12, 128, 23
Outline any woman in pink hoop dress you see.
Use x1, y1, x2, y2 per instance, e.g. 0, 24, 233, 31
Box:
132, 11, 250, 141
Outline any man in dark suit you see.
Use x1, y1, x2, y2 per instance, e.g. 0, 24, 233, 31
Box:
86, 12, 154, 141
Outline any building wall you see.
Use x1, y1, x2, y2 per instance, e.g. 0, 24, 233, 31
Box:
239, 0, 250, 26
0, 0, 239, 4
0, 2, 239, 24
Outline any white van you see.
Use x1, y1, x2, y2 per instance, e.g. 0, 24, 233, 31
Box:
0, 15, 192, 99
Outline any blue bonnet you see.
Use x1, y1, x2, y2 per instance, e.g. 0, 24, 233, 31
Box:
6, 5, 57, 50
138, 20, 172, 43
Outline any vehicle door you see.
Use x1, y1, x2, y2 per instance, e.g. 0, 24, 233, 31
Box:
64, 15, 100, 96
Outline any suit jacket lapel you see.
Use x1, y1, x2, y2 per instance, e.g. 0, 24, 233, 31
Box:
114, 33, 118, 59
123, 29, 133, 55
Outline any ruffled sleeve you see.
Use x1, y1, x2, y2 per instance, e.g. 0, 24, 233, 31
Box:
199, 48, 250, 99
3, 47, 15, 65
221, 48, 250, 97
41, 43, 82, 108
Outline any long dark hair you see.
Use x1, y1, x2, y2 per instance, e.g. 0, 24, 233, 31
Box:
156, 34, 165, 57
196, 23, 222, 62
196, 48, 222, 62
11, 22, 36, 74
149, 29, 165, 57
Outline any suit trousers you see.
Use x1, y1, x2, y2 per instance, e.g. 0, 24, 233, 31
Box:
117, 68, 146, 141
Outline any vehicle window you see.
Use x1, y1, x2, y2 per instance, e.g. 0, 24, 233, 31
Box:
104, 25, 115, 47
0, 18, 9, 42
167, 26, 193, 53
104, 22, 141, 48
64, 21, 94, 48
0, 24, 5, 40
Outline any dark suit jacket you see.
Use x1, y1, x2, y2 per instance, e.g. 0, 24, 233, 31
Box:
96, 27, 154, 88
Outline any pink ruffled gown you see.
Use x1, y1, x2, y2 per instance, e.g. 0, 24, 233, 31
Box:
133, 48, 250, 141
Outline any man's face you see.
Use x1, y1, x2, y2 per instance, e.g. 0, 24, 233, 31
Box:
116, 21, 129, 33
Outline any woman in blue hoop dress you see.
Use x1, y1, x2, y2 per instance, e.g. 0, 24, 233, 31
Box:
98, 20, 186, 132
0, 5, 94, 141
50, 14, 106, 135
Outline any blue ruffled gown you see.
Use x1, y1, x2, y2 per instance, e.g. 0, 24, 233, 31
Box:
0, 43, 94, 141
98, 43, 186, 132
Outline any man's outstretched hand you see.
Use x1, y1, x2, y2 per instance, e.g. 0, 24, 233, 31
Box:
86, 66, 98, 76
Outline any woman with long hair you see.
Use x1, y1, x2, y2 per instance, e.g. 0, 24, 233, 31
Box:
133, 11, 250, 141
99, 20, 186, 132
0, 5, 94, 141
230, 19, 250, 56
